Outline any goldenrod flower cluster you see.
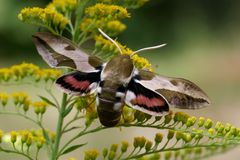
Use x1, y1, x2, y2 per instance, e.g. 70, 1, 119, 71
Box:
0, 92, 8, 106
0, 129, 54, 150
94, 35, 153, 70
18, 7, 69, 33
32, 101, 48, 115
97, 0, 149, 9
0, 92, 50, 115
85, 3, 129, 20
0, 63, 61, 82
84, 149, 99, 160
80, 3, 129, 36
47, 0, 77, 13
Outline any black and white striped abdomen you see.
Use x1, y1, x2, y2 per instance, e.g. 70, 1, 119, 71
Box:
96, 81, 126, 127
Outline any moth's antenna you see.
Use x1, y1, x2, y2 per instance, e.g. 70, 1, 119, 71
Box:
131, 44, 167, 57
98, 28, 123, 54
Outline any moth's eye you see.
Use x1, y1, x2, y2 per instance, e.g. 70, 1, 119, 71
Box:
99, 81, 104, 87
117, 85, 126, 93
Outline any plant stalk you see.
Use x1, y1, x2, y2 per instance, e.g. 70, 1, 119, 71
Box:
51, 93, 68, 160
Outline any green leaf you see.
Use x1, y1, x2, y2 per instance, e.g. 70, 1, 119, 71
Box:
63, 104, 74, 117
61, 143, 87, 155
39, 95, 57, 107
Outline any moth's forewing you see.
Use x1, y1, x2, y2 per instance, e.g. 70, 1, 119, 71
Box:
32, 32, 103, 72
136, 70, 210, 109
56, 71, 101, 96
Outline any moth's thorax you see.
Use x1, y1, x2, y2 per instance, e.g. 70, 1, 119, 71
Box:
101, 54, 134, 84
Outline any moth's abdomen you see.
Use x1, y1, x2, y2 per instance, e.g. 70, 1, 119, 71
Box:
96, 82, 126, 127
97, 97, 124, 127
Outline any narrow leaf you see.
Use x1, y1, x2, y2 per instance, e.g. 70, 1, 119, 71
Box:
61, 143, 87, 155
63, 104, 74, 117
39, 95, 57, 107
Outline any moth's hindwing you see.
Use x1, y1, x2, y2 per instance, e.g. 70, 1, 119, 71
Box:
56, 71, 101, 96
32, 32, 103, 72
125, 78, 169, 116
135, 69, 211, 109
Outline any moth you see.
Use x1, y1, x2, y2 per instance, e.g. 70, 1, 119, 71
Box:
32, 31, 210, 127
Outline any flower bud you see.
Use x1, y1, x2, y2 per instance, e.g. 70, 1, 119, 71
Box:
10, 131, 18, 144
121, 141, 129, 153
164, 113, 172, 124
110, 144, 118, 152
26, 134, 33, 147
208, 128, 215, 136
23, 99, 30, 112
176, 131, 183, 141
154, 133, 163, 144
134, 111, 146, 122
0, 93, 9, 106
84, 150, 99, 160
138, 136, 146, 148
167, 130, 175, 140
20, 130, 29, 143
165, 151, 172, 160
224, 123, 232, 132
36, 136, 45, 149
133, 137, 140, 148
108, 151, 116, 160
183, 133, 192, 143
155, 116, 162, 122
204, 118, 213, 129
145, 140, 152, 152
102, 148, 108, 158
198, 117, 205, 127
194, 130, 204, 140
186, 116, 197, 127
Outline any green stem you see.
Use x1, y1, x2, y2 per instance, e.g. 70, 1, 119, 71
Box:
73, 0, 90, 42
0, 147, 34, 160
51, 93, 68, 160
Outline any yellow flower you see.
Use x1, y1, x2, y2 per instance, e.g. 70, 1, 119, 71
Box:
47, 0, 77, 13
84, 150, 99, 160
12, 92, 29, 105
26, 134, 33, 147
18, 7, 69, 33
85, 3, 130, 20
106, 20, 126, 35
36, 136, 46, 148
0, 68, 12, 81
0, 92, 9, 106
10, 131, 18, 144
32, 101, 48, 115
80, 18, 126, 36
19, 130, 30, 143
0, 130, 3, 143
23, 99, 31, 112
97, 0, 149, 9
41, 69, 62, 81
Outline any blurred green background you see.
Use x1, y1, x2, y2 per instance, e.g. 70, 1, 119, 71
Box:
0, 0, 240, 159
